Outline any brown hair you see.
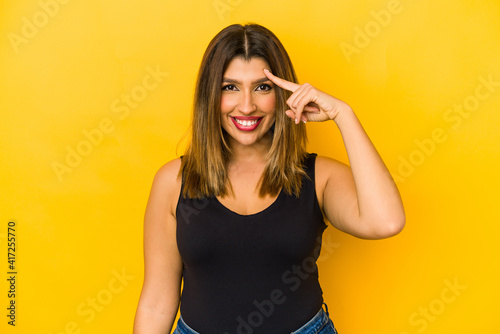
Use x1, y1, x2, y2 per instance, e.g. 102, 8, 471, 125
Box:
179, 23, 308, 199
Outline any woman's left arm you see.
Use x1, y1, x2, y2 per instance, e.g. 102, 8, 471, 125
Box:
264, 69, 405, 239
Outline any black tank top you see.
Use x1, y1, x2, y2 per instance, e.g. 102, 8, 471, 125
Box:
176, 153, 328, 334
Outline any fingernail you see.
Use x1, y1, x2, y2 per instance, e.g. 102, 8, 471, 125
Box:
302, 119, 307, 124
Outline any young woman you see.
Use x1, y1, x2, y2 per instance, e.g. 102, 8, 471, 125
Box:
133, 24, 405, 334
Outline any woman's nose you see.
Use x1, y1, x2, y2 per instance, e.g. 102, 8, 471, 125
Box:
237, 91, 257, 114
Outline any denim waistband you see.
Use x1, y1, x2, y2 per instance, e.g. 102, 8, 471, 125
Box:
290, 303, 331, 334
175, 315, 201, 334
175, 303, 334, 334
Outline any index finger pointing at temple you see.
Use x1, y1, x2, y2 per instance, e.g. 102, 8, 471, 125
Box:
263, 69, 300, 92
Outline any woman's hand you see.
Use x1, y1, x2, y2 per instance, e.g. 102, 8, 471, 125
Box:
264, 69, 352, 124
265, 69, 405, 239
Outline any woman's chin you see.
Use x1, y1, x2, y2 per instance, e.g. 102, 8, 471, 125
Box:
228, 133, 272, 148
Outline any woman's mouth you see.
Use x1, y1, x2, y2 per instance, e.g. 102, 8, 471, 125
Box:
231, 117, 263, 131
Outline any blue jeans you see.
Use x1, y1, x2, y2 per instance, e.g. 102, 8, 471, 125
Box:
172, 303, 338, 334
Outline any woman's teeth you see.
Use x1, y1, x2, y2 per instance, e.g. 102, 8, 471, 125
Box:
234, 118, 259, 126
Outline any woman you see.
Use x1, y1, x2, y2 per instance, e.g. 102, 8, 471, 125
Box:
133, 24, 405, 334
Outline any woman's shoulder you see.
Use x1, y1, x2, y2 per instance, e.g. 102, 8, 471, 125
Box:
311, 154, 352, 211
313, 154, 351, 185
314, 154, 348, 169
314, 153, 350, 172
154, 157, 182, 182
150, 158, 183, 212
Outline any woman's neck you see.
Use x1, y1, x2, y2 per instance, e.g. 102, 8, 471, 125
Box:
227, 135, 272, 166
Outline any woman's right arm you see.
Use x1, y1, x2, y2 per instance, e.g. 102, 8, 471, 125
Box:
133, 158, 184, 333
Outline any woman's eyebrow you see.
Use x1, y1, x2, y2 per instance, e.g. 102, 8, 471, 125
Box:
222, 77, 271, 84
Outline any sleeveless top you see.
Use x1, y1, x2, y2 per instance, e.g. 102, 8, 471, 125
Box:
176, 153, 328, 334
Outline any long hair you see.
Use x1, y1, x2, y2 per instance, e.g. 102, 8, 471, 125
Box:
179, 23, 308, 199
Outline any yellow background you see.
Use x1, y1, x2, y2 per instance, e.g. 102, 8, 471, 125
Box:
1, 0, 499, 333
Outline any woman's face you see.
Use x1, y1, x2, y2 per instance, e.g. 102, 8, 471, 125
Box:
220, 57, 276, 149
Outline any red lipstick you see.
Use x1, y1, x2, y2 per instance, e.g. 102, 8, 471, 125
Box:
231, 116, 263, 131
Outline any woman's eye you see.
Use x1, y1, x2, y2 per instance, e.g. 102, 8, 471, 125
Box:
256, 84, 272, 91
222, 84, 237, 91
